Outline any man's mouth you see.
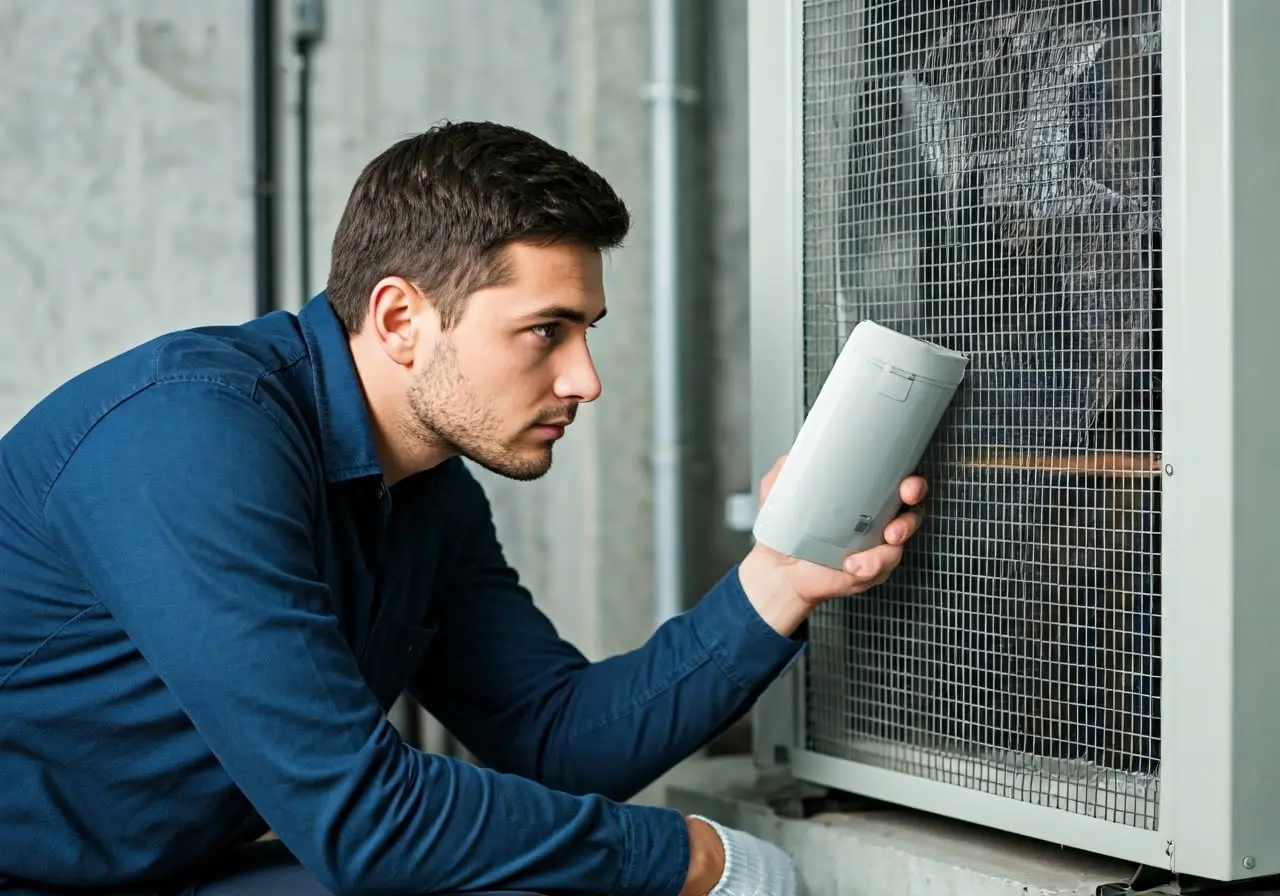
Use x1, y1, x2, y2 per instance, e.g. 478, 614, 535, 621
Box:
530, 408, 574, 441
532, 406, 576, 431
532, 422, 567, 441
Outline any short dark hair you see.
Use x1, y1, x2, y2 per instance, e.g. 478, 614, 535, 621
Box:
325, 120, 631, 332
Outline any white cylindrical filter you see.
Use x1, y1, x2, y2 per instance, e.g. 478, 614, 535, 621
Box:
752, 319, 969, 570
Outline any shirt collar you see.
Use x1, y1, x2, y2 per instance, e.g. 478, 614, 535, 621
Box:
298, 292, 384, 484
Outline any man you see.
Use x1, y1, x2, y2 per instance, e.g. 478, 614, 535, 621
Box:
0, 122, 926, 895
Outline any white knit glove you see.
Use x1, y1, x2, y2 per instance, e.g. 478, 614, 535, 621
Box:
692, 815, 801, 896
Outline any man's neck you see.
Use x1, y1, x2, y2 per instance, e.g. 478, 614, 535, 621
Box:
348, 335, 454, 487
372, 426, 455, 487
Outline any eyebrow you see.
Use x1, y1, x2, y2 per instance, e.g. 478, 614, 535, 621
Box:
527, 305, 608, 325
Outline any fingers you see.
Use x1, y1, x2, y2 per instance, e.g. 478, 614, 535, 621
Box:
841, 506, 923, 589
757, 454, 789, 507
899, 474, 928, 506
883, 509, 923, 545
843, 543, 902, 588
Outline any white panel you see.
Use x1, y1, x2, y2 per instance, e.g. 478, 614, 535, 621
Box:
1225, 0, 1280, 873
1157, 0, 1233, 879
748, 0, 805, 769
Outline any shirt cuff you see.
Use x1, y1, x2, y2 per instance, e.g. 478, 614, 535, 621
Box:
613, 803, 691, 896
688, 564, 808, 692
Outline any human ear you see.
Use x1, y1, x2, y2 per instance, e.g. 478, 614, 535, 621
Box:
367, 277, 439, 368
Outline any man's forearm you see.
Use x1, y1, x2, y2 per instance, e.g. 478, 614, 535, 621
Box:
415, 469, 807, 841
525, 565, 806, 801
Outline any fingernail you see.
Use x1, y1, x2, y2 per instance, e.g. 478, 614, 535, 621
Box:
845, 559, 863, 577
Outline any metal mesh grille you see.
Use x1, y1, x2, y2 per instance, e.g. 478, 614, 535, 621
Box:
799, 0, 1163, 829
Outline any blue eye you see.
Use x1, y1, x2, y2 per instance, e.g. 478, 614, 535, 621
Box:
532, 323, 558, 339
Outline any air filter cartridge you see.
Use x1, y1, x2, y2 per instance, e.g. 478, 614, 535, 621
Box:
752, 320, 969, 570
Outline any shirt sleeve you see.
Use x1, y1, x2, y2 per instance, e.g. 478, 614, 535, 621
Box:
41, 380, 690, 896
411, 463, 807, 802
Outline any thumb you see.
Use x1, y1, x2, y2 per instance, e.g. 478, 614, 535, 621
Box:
758, 454, 788, 508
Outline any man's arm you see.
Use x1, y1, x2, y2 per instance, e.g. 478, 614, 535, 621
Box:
42, 380, 690, 896
410, 464, 807, 801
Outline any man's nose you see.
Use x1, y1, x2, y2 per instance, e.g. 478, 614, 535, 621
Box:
555, 344, 602, 403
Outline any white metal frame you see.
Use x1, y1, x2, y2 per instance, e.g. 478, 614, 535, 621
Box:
747, 0, 1280, 881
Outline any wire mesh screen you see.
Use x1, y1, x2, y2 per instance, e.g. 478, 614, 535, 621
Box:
799, 0, 1163, 828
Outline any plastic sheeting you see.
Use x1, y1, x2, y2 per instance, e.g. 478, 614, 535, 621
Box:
801, 0, 1163, 828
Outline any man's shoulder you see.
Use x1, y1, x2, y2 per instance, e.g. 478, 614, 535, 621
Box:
23, 311, 311, 432
149, 312, 311, 395
0, 312, 317, 510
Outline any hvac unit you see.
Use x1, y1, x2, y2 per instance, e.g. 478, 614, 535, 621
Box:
747, 0, 1280, 883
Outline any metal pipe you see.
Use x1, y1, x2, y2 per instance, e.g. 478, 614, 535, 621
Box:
293, 0, 325, 305
648, 0, 685, 629
296, 43, 313, 303
251, 0, 278, 318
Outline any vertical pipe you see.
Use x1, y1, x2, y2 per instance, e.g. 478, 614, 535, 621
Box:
251, 0, 279, 318
297, 43, 312, 304
293, 0, 325, 306
649, 0, 683, 628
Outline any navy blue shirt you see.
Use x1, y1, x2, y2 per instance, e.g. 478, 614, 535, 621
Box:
0, 294, 805, 896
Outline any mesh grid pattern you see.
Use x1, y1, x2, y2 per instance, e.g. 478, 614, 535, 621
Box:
799, 0, 1163, 828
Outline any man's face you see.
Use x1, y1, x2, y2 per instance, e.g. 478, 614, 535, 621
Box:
402, 241, 605, 481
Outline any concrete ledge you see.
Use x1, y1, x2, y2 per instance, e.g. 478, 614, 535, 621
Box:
662, 755, 1135, 896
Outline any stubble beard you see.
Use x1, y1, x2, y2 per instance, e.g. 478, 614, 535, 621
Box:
402, 338, 555, 482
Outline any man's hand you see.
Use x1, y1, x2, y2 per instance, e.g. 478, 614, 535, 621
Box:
739, 454, 928, 636
679, 815, 801, 896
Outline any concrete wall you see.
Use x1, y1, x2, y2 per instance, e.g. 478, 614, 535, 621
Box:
0, 0, 756, 662
0, 0, 258, 431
